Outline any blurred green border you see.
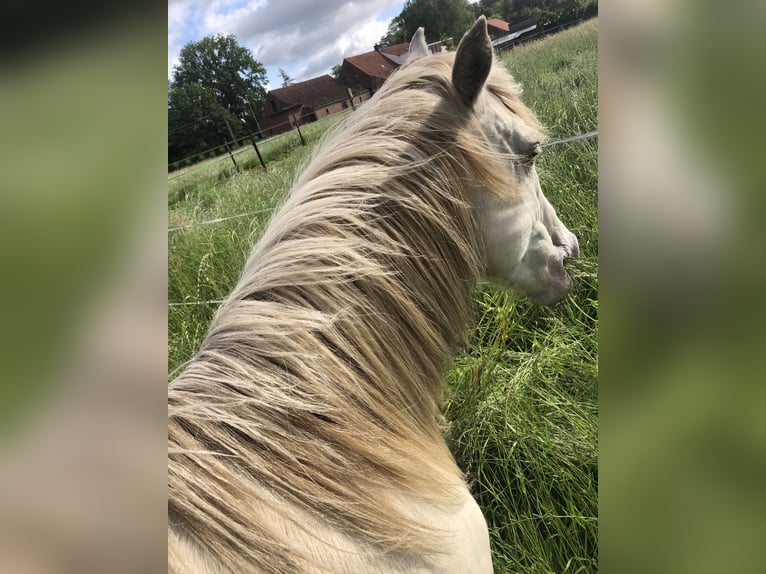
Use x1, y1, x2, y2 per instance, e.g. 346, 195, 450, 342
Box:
0, 11, 168, 438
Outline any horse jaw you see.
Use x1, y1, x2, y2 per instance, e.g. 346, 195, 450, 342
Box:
471, 177, 580, 306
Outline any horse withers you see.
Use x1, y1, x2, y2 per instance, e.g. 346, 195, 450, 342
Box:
168, 16, 578, 574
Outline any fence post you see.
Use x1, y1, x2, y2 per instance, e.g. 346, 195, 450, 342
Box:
346, 88, 356, 111
223, 140, 240, 172
220, 111, 240, 172
221, 111, 238, 147
294, 118, 306, 146
250, 134, 267, 170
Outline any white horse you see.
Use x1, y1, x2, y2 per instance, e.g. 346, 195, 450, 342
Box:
168, 16, 578, 574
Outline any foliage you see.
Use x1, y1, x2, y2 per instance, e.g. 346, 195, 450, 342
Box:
168, 34, 268, 165
331, 63, 342, 80
379, 0, 475, 46
278, 68, 294, 87
469, 0, 598, 28
168, 83, 241, 165
380, 0, 597, 47
169, 19, 598, 573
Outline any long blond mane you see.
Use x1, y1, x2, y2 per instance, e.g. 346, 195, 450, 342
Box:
168, 51, 542, 573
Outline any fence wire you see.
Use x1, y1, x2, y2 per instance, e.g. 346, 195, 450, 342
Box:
168, 129, 597, 307
168, 129, 597, 236
168, 207, 276, 233
542, 130, 598, 148
168, 92, 369, 177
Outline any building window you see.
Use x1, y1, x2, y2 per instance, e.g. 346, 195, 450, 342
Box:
270, 99, 278, 113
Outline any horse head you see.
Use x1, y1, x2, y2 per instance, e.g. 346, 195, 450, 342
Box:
409, 17, 580, 305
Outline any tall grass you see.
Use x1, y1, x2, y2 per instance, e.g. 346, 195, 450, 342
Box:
446, 19, 598, 573
168, 18, 598, 572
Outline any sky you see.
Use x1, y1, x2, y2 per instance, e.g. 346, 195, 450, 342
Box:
168, 0, 414, 91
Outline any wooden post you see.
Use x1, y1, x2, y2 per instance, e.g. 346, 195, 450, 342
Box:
346, 87, 356, 111
220, 111, 240, 171
223, 140, 239, 172
250, 134, 266, 170
294, 118, 306, 146
245, 99, 263, 139
221, 111, 238, 148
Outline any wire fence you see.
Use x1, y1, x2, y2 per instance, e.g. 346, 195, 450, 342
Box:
168, 300, 225, 308
168, 207, 277, 233
542, 130, 598, 148
168, 130, 597, 307
168, 89, 373, 180
168, 130, 597, 235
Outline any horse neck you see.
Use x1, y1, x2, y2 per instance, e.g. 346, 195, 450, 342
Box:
216, 160, 481, 434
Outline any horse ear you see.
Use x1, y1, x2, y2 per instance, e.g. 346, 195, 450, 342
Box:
452, 16, 493, 106
407, 27, 429, 60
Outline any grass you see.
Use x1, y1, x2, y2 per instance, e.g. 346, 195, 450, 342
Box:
168, 111, 351, 212
168, 18, 598, 573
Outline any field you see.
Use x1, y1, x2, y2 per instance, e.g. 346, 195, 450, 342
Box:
169, 18, 598, 574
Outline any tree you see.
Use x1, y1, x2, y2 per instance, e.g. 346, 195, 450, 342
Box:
331, 64, 342, 80
469, 0, 598, 28
499, 0, 515, 21
278, 68, 294, 87
379, 0, 474, 47
379, 15, 407, 46
168, 34, 268, 164
168, 83, 241, 165
468, 0, 503, 20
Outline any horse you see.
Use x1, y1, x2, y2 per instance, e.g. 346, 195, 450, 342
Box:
168, 16, 579, 574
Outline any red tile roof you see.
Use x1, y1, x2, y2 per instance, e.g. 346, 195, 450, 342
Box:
344, 50, 398, 80
269, 75, 350, 108
486, 18, 510, 32
378, 41, 410, 57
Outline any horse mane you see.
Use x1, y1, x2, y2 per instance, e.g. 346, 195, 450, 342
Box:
168, 52, 541, 573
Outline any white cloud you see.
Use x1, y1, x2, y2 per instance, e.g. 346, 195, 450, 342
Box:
202, 0, 268, 35
168, 0, 405, 85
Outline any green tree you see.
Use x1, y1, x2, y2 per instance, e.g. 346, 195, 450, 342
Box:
168, 83, 242, 165
517, 0, 597, 27
168, 34, 267, 164
380, 15, 407, 46
331, 64, 342, 80
278, 68, 294, 87
468, 0, 597, 28
499, 0, 515, 20
468, 0, 502, 19
379, 0, 475, 47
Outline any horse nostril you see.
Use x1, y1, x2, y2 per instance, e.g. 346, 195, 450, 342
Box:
557, 241, 579, 259
567, 242, 580, 259
561, 234, 580, 259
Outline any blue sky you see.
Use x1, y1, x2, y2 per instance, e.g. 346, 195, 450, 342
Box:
168, 0, 410, 91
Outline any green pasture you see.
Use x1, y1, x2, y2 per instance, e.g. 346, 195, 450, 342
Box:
169, 18, 598, 573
